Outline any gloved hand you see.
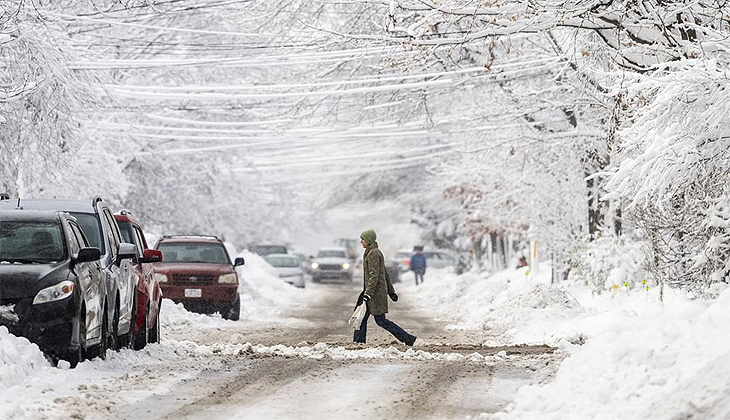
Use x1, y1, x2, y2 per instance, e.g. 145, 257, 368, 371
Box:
362, 294, 371, 302
389, 292, 398, 302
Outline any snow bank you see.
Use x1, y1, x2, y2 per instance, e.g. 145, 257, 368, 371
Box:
0, 326, 51, 393
494, 287, 730, 420
403, 266, 584, 345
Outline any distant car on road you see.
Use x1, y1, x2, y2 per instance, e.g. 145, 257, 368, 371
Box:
264, 254, 305, 288
114, 211, 163, 349
153, 236, 244, 320
0, 210, 105, 367
248, 244, 288, 256
310, 247, 353, 283
354, 256, 400, 283
423, 251, 457, 270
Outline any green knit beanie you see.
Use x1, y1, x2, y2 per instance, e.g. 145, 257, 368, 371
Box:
360, 229, 377, 244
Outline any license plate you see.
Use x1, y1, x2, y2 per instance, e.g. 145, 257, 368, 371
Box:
184, 289, 202, 298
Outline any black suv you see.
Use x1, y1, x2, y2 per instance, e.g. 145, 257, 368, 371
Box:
0, 210, 105, 366
0, 197, 137, 350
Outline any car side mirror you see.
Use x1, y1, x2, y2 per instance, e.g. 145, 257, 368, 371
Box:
75, 247, 101, 263
141, 248, 163, 263
234, 257, 245, 267
117, 243, 136, 265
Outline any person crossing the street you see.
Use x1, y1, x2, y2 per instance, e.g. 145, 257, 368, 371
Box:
353, 229, 417, 346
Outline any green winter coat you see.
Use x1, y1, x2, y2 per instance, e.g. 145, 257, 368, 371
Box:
362, 242, 395, 316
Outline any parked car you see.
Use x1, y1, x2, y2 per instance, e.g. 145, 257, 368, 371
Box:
0, 210, 106, 367
153, 236, 244, 320
264, 254, 305, 288
395, 248, 413, 272
423, 251, 457, 270
291, 252, 311, 273
0, 197, 137, 351
114, 211, 163, 349
385, 259, 401, 283
310, 247, 353, 283
353, 256, 400, 283
248, 243, 287, 256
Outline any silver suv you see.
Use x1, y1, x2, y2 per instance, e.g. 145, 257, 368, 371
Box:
310, 247, 353, 283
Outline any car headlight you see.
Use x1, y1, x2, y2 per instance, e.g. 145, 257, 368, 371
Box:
218, 273, 238, 284
33, 281, 75, 305
342, 263, 350, 270
155, 273, 168, 283
311, 262, 319, 269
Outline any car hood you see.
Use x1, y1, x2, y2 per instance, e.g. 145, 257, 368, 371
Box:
0, 262, 70, 299
274, 267, 302, 276
152, 262, 234, 275
314, 257, 349, 265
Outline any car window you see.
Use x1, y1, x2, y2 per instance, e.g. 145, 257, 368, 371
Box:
265, 256, 299, 267
103, 209, 123, 247
101, 211, 118, 259
65, 221, 81, 256
70, 212, 104, 253
157, 242, 230, 264
117, 221, 144, 257
69, 222, 89, 248
133, 225, 148, 249
117, 220, 134, 244
0, 221, 66, 263
317, 250, 347, 258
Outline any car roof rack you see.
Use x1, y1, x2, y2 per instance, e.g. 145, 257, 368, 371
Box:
119, 209, 133, 216
160, 234, 221, 241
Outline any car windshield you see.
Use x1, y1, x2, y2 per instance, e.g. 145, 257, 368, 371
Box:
0, 221, 66, 263
266, 256, 299, 268
157, 242, 229, 264
69, 212, 104, 253
249, 245, 287, 256
317, 250, 346, 258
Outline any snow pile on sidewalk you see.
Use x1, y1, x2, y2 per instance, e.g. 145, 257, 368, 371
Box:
402, 266, 584, 345
0, 326, 51, 392
494, 286, 730, 420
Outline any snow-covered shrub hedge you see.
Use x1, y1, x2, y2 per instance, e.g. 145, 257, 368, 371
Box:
568, 235, 649, 293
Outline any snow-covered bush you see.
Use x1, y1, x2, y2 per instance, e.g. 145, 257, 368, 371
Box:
607, 64, 730, 292
567, 235, 649, 293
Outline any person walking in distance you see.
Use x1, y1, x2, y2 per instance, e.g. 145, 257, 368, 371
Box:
353, 229, 417, 346
410, 246, 427, 286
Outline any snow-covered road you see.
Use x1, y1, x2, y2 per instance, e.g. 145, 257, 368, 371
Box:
1, 281, 558, 420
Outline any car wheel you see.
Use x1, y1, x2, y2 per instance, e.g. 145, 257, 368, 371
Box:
108, 301, 120, 351
65, 312, 85, 368
148, 299, 161, 344
224, 295, 240, 321
90, 306, 109, 360
133, 303, 148, 350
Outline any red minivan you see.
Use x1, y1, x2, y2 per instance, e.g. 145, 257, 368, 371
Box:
114, 211, 163, 349
153, 236, 244, 321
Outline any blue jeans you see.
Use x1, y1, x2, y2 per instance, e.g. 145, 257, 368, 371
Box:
414, 271, 424, 285
353, 298, 413, 344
